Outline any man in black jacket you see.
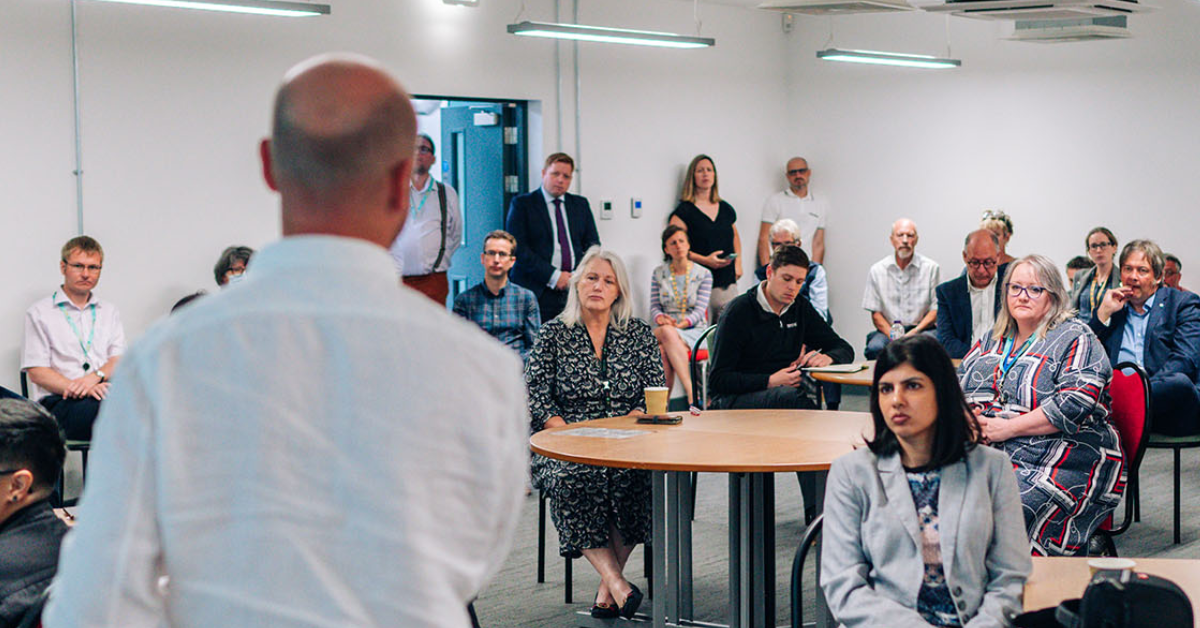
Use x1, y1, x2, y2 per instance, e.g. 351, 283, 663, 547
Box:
709, 245, 853, 409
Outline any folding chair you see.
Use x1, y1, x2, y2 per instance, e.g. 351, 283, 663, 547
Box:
1091, 362, 1150, 556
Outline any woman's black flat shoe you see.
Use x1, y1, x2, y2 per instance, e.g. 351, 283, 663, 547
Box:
619, 584, 643, 619
590, 602, 619, 619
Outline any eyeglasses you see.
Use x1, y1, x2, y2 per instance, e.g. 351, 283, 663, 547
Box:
1007, 283, 1048, 299
416, 145, 434, 155
787, 168, 809, 176
771, 240, 797, 249
65, 262, 102, 273
0, 469, 19, 476
1121, 264, 1154, 278
482, 250, 512, 259
1088, 242, 1114, 251
966, 259, 997, 269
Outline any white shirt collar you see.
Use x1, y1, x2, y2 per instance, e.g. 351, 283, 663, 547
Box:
967, 274, 996, 295
251, 235, 398, 284
756, 281, 793, 317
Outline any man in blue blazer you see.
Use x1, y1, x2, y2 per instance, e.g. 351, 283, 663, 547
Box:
935, 230, 1008, 359
505, 152, 600, 323
1090, 239, 1200, 436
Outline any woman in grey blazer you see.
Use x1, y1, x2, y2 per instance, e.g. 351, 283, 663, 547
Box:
822, 336, 1032, 627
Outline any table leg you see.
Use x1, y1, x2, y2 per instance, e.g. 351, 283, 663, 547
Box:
679, 471, 694, 621
751, 473, 775, 628
652, 471, 667, 628
667, 471, 682, 623
811, 470, 833, 628
730, 473, 745, 628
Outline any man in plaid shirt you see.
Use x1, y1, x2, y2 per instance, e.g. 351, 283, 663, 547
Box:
453, 230, 541, 361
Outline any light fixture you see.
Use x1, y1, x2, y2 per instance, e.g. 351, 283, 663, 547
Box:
816, 47, 961, 69
507, 21, 714, 48
87, 0, 330, 17
443, 0, 480, 5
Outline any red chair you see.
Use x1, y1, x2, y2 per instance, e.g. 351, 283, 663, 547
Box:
1092, 362, 1151, 556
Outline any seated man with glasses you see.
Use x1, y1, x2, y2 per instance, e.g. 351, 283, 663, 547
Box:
935, 230, 1008, 359
1090, 239, 1200, 436
21, 236, 125, 441
453, 230, 541, 362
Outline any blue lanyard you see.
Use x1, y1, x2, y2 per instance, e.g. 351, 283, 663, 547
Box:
54, 291, 97, 370
410, 183, 431, 215
999, 335, 1035, 380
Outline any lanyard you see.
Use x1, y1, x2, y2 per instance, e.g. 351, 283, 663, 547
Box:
667, 263, 691, 320
1088, 272, 1107, 312
410, 184, 431, 215
998, 335, 1035, 380
54, 291, 97, 371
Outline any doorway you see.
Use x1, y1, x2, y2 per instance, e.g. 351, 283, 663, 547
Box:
411, 97, 528, 306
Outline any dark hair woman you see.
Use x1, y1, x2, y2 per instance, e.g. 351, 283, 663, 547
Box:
822, 335, 1031, 627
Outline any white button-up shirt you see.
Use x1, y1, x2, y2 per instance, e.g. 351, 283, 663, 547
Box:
968, 275, 998, 343
21, 290, 125, 401
45, 235, 528, 628
389, 176, 463, 276
861, 253, 941, 326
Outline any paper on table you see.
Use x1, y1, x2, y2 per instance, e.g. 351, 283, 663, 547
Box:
803, 363, 869, 374
561, 427, 650, 439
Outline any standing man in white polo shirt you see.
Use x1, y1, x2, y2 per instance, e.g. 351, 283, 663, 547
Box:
21, 236, 125, 441
757, 157, 829, 266
390, 132, 462, 305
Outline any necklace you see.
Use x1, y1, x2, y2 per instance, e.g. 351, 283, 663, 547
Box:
1088, 270, 1109, 312
666, 262, 691, 321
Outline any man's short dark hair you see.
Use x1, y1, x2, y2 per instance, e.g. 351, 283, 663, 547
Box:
417, 133, 435, 155
1066, 255, 1095, 271
62, 235, 103, 262
1166, 253, 1183, 270
769, 244, 809, 271
0, 399, 66, 492
483, 229, 517, 254
213, 246, 254, 285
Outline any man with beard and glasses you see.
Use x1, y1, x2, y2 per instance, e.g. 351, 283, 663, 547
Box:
389, 133, 463, 304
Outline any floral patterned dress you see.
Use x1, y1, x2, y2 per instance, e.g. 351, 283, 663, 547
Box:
526, 317, 666, 557
958, 318, 1124, 556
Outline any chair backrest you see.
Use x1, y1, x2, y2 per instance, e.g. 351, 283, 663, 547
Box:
689, 325, 719, 409
790, 513, 824, 628
1110, 362, 1151, 480
1104, 362, 1151, 536
20, 370, 29, 398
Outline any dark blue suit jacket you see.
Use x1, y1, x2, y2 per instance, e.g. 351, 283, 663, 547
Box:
935, 264, 1008, 359
505, 188, 600, 299
1088, 286, 1200, 385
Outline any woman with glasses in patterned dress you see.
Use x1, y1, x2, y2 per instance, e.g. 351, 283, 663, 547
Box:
1069, 227, 1120, 322
957, 255, 1124, 556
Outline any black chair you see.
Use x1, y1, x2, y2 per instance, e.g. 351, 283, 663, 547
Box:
1145, 429, 1200, 544
536, 490, 573, 602
685, 326, 719, 520
790, 513, 824, 628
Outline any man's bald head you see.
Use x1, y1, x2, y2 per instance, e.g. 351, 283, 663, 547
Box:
962, 229, 1000, 288
889, 218, 918, 262
268, 53, 416, 200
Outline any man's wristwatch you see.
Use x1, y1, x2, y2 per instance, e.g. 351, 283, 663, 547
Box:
96, 370, 107, 382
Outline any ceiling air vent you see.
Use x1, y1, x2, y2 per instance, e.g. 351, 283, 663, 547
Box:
923, 0, 1152, 20
1008, 15, 1131, 41
758, 0, 915, 16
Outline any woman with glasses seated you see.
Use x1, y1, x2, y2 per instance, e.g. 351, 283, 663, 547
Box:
958, 255, 1123, 556
979, 210, 1016, 265
526, 247, 664, 619
823, 336, 1031, 627
0, 398, 67, 628
650, 225, 712, 404
1069, 227, 1119, 322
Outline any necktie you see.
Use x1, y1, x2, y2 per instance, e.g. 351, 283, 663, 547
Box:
554, 198, 573, 273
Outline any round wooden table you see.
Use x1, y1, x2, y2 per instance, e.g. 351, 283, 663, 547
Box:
806, 359, 960, 388
1026, 557, 1200, 625
531, 409, 872, 628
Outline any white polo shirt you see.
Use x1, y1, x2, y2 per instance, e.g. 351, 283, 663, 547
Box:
760, 188, 830, 252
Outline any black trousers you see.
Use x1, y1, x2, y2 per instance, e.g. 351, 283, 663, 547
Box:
40, 395, 100, 440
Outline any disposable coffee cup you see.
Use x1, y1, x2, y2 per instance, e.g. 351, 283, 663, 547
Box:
1087, 557, 1135, 575
644, 387, 669, 415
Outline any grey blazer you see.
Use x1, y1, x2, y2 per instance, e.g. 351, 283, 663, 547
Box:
820, 446, 1032, 627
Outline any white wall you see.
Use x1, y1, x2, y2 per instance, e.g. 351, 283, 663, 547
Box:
787, 4, 1200, 355
1, 0, 788, 391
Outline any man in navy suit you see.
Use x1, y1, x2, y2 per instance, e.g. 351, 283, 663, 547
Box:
1090, 239, 1200, 436
505, 152, 600, 323
935, 230, 1008, 359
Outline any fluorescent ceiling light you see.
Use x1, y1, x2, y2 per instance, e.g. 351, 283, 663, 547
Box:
817, 48, 961, 69
87, 0, 330, 17
507, 21, 714, 49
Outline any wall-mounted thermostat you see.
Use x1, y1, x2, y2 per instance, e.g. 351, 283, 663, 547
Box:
600, 200, 613, 220
631, 198, 643, 218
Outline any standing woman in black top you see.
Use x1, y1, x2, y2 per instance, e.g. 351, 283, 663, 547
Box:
669, 154, 742, 324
